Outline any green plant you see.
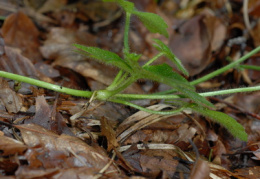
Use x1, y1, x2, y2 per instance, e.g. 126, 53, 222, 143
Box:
1, 0, 260, 141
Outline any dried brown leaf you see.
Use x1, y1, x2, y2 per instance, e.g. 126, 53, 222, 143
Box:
116, 104, 187, 143
0, 78, 22, 113
100, 117, 119, 151
25, 95, 73, 135
122, 147, 179, 177
15, 166, 58, 179
0, 135, 27, 156
169, 10, 226, 76
26, 96, 52, 130
76, 1, 120, 22
40, 27, 143, 93
1, 11, 42, 63
35, 62, 60, 78
40, 28, 114, 86
141, 150, 179, 177
0, 46, 38, 77
16, 123, 116, 171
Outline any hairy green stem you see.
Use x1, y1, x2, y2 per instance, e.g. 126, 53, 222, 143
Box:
123, 12, 131, 54
191, 46, 260, 85
155, 46, 260, 95
199, 85, 260, 97
240, 65, 260, 71
106, 70, 124, 90
143, 52, 164, 67
0, 71, 93, 97
110, 77, 136, 96
114, 85, 260, 100
1, 70, 259, 101
111, 72, 129, 89
110, 98, 185, 115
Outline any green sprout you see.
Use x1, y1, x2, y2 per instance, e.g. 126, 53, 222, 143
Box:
1, 0, 260, 141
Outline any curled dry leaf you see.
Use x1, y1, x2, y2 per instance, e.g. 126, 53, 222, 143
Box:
0, 47, 38, 77
100, 117, 119, 151
40, 28, 115, 86
169, 10, 226, 76
1, 11, 42, 63
16, 123, 116, 172
26, 96, 73, 135
0, 36, 51, 94
34, 62, 60, 78
138, 150, 179, 177
0, 78, 22, 113
120, 144, 187, 178
40, 27, 143, 93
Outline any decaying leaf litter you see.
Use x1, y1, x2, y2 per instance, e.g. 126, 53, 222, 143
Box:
0, 0, 260, 178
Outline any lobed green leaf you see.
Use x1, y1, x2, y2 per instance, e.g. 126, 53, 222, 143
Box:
153, 39, 189, 76
143, 63, 189, 85
192, 105, 248, 141
73, 44, 132, 73
142, 64, 214, 108
132, 11, 169, 38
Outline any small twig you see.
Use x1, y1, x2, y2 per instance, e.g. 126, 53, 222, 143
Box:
93, 150, 117, 179
70, 91, 97, 121
189, 139, 199, 160
67, 148, 88, 167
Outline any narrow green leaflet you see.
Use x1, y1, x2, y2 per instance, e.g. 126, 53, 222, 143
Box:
74, 44, 132, 73
143, 63, 189, 85
142, 64, 214, 108
192, 105, 248, 141
132, 11, 168, 38
153, 39, 189, 76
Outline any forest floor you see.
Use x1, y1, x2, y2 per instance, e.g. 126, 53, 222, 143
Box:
0, 0, 260, 178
